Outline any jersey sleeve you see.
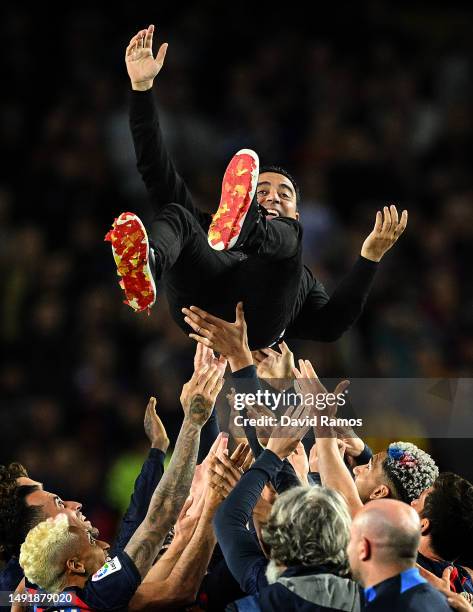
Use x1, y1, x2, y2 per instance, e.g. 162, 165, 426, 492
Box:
80, 551, 141, 611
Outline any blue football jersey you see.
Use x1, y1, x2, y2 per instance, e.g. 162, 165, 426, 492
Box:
25, 551, 141, 612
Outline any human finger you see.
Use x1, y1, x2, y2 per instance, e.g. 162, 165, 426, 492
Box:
189, 333, 213, 348
144, 24, 154, 49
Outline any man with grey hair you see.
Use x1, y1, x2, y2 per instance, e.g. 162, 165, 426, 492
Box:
348, 499, 451, 610
213, 419, 361, 611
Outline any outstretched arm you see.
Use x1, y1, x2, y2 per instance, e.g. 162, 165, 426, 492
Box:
126, 24, 210, 225
129, 453, 241, 610
214, 404, 311, 594
112, 398, 169, 554
293, 359, 363, 517
124, 360, 224, 578
194, 343, 227, 463
287, 205, 408, 341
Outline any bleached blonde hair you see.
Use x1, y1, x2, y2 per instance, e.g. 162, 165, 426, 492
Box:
19, 513, 80, 593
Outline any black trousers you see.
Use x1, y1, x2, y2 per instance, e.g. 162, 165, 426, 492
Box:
149, 203, 303, 350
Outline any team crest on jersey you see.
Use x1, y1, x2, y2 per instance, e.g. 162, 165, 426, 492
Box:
91, 556, 122, 581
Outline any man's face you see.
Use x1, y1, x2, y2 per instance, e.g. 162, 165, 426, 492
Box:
68, 514, 110, 576
18, 477, 99, 537
353, 452, 389, 503
347, 522, 363, 584
410, 486, 433, 515
256, 172, 298, 220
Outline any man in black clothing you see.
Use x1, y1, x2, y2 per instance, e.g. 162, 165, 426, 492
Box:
106, 24, 408, 350
213, 419, 361, 611
348, 499, 451, 611
411, 472, 473, 594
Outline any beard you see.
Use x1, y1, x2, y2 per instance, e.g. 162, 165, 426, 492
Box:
349, 562, 362, 585
265, 559, 285, 584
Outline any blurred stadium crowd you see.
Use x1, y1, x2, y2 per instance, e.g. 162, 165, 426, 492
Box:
1, 3, 472, 542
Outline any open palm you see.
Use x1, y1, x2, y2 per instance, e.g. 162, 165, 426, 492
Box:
125, 24, 168, 90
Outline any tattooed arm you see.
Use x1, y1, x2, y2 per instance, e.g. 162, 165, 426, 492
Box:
124, 362, 225, 578
112, 398, 169, 554
129, 454, 240, 610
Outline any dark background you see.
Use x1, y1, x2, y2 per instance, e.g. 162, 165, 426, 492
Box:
1, 3, 472, 541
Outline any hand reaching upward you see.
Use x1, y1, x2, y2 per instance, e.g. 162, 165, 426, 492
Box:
361, 204, 408, 262
194, 342, 227, 378
144, 397, 170, 452
126, 24, 168, 91
252, 341, 295, 391
183, 302, 252, 372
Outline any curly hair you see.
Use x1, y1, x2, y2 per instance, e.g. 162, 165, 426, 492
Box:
382, 442, 439, 504
421, 472, 473, 563
20, 513, 79, 593
0, 463, 45, 560
262, 486, 351, 575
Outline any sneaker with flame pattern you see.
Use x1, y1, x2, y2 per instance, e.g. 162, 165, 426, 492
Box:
105, 212, 156, 313
208, 149, 259, 250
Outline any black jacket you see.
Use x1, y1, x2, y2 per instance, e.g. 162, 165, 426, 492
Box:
130, 90, 378, 344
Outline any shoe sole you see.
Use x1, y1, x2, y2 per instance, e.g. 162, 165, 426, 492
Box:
208, 149, 259, 250
104, 212, 156, 313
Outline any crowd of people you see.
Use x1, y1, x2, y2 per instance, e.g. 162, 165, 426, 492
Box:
1, 3, 473, 611
2, 332, 473, 610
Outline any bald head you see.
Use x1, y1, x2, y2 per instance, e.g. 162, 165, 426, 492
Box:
348, 499, 421, 587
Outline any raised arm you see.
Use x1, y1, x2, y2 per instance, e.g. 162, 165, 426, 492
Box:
124, 360, 224, 578
112, 397, 169, 554
287, 205, 408, 341
293, 359, 364, 517
214, 404, 311, 594
129, 452, 242, 610
194, 344, 227, 463
183, 302, 273, 459
126, 24, 210, 225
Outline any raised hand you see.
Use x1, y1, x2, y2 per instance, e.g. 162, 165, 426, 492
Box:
253, 488, 275, 525
292, 359, 350, 421
246, 403, 277, 446
194, 342, 227, 378
309, 439, 346, 473
266, 404, 313, 460
173, 496, 199, 543
287, 441, 310, 485
180, 365, 224, 427
333, 425, 365, 458
361, 204, 408, 262
124, 366, 222, 577
126, 24, 168, 91
144, 397, 170, 452
206, 453, 243, 512
183, 302, 252, 371
229, 442, 252, 472
190, 433, 228, 505
252, 341, 295, 391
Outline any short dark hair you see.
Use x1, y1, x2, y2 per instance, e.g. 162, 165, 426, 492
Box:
260, 165, 301, 208
0, 463, 45, 560
421, 472, 473, 562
